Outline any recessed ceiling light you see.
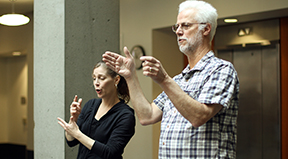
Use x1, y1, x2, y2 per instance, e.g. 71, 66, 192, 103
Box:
12, 51, 21, 56
224, 19, 238, 23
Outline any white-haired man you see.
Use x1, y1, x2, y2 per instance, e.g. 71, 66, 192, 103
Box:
103, 0, 239, 158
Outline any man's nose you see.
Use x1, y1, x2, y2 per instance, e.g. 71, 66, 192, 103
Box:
176, 26, 184, 35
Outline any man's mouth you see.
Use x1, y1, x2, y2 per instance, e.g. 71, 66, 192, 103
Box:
178, 38, 187, 44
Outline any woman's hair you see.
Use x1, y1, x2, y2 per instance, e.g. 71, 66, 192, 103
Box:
178, 0, 218, 43
93, 61, 130, 103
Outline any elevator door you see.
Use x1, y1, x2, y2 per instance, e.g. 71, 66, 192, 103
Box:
217, 44, 280, 159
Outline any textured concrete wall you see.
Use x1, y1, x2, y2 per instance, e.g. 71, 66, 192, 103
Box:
34, 0, 119, 158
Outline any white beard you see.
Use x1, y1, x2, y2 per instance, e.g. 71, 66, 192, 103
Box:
178, 30, 203, 55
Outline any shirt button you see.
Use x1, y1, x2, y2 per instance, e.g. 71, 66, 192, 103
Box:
167, 125, 169, 128
174, 110, 177, 113
163, 142, 165, 145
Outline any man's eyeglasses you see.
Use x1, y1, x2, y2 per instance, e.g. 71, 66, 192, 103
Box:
172, 22, 206, 32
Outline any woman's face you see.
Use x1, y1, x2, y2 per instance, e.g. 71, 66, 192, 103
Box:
92, 66, 118, 99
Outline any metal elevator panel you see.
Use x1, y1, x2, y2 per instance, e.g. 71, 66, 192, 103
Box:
217, 44, 280, 159
261, 45, 280, 159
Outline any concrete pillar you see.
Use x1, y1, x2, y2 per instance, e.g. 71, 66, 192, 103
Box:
34, 0, 119, 158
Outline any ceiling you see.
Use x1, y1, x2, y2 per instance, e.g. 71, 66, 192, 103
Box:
1, 0, 288, 27
0, 0, 33, 16
0, 0, 288, 57
1, 0, 288, 26
217, 8, 288, 26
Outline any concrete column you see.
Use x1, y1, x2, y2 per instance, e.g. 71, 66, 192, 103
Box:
34, 0, 119, 158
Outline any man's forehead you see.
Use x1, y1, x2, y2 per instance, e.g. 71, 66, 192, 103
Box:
177, 9, 197, 23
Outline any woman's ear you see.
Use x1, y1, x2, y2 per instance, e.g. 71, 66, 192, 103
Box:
115, 75, 121, 85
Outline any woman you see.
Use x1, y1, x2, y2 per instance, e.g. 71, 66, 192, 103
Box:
57, 61, 135, 159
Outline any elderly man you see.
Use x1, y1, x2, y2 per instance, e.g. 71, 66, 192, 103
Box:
103, 0, 239, 158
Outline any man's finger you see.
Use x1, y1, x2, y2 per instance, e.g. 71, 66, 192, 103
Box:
105, 62, 117, 72
123, 46, 132, 58
103, 51, 119, 60
140, 56, 157, 63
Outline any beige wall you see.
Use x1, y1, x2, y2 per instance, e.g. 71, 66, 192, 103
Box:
7, 57, 28, 145
0, 12, 33, 149
0, 56, 27, 145
0, 58, 8, 143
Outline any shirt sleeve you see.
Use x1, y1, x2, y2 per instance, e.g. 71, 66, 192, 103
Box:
153, 91, 168, 111
198, 63, 239, 109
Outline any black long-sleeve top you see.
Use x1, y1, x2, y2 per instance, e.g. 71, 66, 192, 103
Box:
67, 98, 135, 159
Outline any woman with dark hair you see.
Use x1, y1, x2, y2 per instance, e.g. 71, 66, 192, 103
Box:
57, 61, 135, 159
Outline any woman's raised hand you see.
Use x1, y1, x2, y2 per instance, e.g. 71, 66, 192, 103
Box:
70, 95, 82, 122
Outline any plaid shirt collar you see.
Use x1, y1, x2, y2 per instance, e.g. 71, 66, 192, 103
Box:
182, 51, 214, 78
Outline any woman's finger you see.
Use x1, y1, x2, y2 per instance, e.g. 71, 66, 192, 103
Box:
57, 117, 67, 129
73, 95, 77, 102
78, 98, 82, 108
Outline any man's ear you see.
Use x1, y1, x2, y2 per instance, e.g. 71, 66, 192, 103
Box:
203, 23, 211, 36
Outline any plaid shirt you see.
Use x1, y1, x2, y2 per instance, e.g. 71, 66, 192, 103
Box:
154, 51, 239, 159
